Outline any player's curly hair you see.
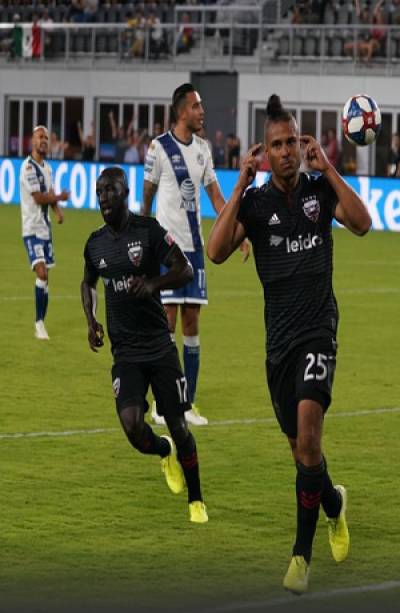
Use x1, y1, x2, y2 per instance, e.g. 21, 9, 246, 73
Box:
265, 94, 296, 134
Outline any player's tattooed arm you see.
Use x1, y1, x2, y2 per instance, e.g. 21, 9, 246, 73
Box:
128, 244, 193, 299
80, 264, 104, 352
141, 180, 158, 216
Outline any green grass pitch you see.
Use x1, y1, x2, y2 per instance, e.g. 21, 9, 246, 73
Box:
1, 203, 399, 613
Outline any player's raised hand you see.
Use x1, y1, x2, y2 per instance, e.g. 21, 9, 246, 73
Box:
88, 320, 104, 352
238, 143, 263, 190
300, 135, 329, 173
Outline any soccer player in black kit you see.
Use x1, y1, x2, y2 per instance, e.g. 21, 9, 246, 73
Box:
207, 95, 371, 593
81, 167, 208, 524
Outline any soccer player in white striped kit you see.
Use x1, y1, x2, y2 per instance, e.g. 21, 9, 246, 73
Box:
20, 125, 69, 339
141, 83, 229, 426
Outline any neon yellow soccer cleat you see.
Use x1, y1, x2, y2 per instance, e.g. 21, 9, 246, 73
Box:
283, 556, 310, 595
160, 435, 185, 494
189, 501, 208, 523
327, 484, 350, 562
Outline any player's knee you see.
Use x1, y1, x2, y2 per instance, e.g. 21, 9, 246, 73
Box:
296, 432, 321, 462
119, 405, 144, 442
35, 267, 48, 282
166, 415, 188, 447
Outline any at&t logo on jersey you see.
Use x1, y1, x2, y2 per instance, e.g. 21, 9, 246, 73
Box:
286, 233, 323, 253
180, 178, 196, 212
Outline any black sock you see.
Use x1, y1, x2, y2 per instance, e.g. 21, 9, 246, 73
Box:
293, 461, 324, 564
129, 423, 170, 457
176, 432, 202, 503
320, 455, 342, 518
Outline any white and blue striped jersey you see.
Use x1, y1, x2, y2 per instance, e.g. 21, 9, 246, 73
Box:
20, 157, 53, 239
144, 131, 218, 252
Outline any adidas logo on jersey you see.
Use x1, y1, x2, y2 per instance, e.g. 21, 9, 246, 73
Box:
268, 213, 281, 226
99, 258, 107, 269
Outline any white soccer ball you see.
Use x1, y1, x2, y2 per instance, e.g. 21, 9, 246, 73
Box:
342, 94, 382, 146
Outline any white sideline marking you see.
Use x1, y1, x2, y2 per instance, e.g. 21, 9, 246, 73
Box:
0, 407, 399, 441
200, 580, 400, 613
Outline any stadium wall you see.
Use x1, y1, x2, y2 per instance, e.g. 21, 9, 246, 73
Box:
1, 157, 400, 231
1, 67, 400, 155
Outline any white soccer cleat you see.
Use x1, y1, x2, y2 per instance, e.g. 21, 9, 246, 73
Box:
185, 405, 208, 426
34, 320, 50, 340
151, 400, 166, 426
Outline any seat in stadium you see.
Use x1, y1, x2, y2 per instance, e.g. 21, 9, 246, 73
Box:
108, 33, 119, 54
96, 33, 108, 54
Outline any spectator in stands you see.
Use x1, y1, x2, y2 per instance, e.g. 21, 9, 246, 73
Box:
0, 13, 20, 58
291, 2, 308, 24
77, 120, 96, 161
151, 122, 163, 139
128, 8, 147, 58
392, 0, 400, 25
139, 129, 152, 162
226, 133, 241, 169
69, 0, 85, 23
176, 12, 194, 54
49, 132, 68, 160
326, 128, 340, 169
387, 133, 400, 177
40, 9, 54, 58
344, 0, 386, 63
83, 0, 99, 23
123, 128, 142, 164
212, 129, 226, 168
148, 9, 165, 58
109, 110, 128, 163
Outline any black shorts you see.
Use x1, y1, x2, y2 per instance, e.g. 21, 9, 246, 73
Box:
111, 346, 191, 417
266, 337, 337, 439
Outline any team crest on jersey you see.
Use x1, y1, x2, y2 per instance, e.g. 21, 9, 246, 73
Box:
127, 241, 143, 267
112, 377, 120, 398
197, 153, 204, 166
302, 196, 320, 223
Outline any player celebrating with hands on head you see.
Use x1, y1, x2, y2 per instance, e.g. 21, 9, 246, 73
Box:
207, 94, 371, 594
20, 125, 69, 340
81, 167, 208, 524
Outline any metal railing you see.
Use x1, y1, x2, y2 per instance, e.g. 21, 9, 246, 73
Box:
1, 21, 399, 74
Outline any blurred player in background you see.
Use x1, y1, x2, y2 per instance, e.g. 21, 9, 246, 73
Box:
208, 94, 372, 594
81, 167, 208, 523
141, 83, 228, 426
20, 125, 69, 340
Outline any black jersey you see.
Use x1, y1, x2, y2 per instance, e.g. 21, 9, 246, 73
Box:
238, 173, 339, 364
84, 213, 175, 364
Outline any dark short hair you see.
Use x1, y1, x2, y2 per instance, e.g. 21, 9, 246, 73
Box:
172, 83, 196, 119
264, 94, 296, 136
99, 167, 129, 194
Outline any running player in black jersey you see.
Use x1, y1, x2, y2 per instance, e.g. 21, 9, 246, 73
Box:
81, 167, 208, 524
207, 95, 371, 592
